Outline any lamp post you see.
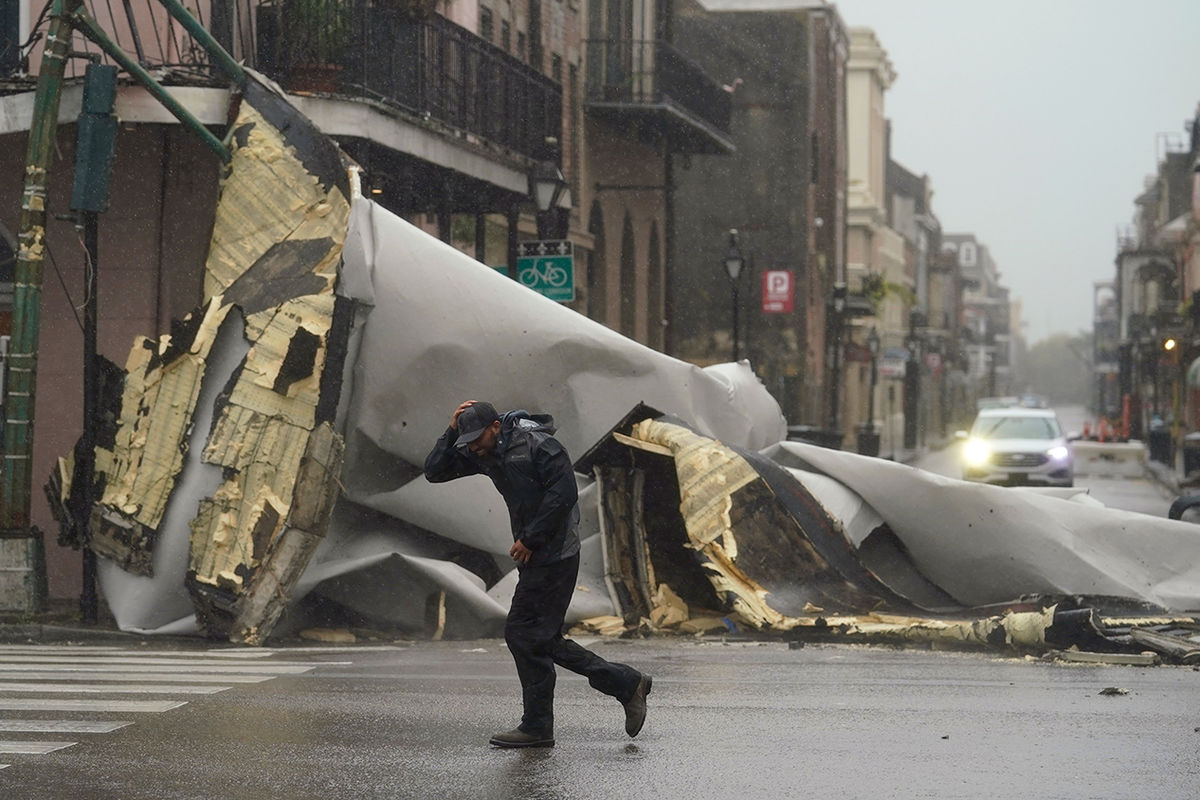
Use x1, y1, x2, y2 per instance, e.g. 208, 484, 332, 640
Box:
828, 281, 846, 431
903, 308, 924, 450
529, 159, 568, 240
853, 326, 883, 456
1146, 325, 1160, 420
888, 384, 897, 460
723, 229, 745, 362
867, 326, 880, 433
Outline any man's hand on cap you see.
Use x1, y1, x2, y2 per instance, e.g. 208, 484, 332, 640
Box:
451, 400, 477, 430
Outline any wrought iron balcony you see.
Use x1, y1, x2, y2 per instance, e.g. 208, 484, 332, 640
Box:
4, 1, 561, 164
584, 38, 733, 155
258, 2, 561, 161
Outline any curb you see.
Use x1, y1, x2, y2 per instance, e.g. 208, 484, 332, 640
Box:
0, 623, 144, 645
1144, 459, 1182, 497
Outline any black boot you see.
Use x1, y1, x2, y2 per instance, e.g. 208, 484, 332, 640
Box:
623, 675, 652, 737
489, 728, 555, 748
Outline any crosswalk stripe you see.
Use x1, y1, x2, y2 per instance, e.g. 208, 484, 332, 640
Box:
0, 645, 385, 659
0, 662, 312, 674
0, 655, 332, 668
0, 741, 77, 754
0, 699, 186, 713
0, 682, 228, 695
0, 720, 132, 733
0, 646, 130, 654
0, 645, 334, 767
0, 670, 271, 683
0, 646, 280, 659
0, 645, 370, 659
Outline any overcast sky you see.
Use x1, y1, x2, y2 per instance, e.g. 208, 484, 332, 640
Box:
830, 0, 1200, 345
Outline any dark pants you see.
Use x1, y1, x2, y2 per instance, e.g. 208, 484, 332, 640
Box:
505, 553, 641, 735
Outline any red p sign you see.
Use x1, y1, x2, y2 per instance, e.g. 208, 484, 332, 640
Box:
762, 270, 794, 313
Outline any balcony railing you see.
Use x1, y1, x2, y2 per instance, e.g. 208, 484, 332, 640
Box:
6, 1, 560, 163
584, 38, 731, 153
269, 3, 562, 160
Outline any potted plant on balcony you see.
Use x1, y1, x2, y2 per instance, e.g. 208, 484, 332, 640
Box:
273, 0, 350, 93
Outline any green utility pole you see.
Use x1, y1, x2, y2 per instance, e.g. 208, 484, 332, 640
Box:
0, 0, 80, 612
0, 0, 247, 612
71, 62, 119, 624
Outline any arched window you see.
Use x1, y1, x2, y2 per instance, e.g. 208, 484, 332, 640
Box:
587, 201, 606, 323
646, 222, 662, 349
620, 212, 636, 338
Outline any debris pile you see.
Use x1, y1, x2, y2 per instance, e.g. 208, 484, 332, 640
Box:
45, 72, 1200, 661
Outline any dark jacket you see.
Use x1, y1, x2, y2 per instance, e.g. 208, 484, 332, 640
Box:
424, 410, 581, 567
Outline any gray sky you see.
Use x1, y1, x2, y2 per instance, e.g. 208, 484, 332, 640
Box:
831, 0, 1200, 345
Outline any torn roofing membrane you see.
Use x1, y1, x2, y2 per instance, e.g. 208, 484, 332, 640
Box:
80, 70, 787, 641
78, 72, 353, 641
586, 416, 1200, 654
63, 71, 1200, 657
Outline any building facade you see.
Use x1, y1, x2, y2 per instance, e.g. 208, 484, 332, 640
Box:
0, 0, 735, 605
669, 0, 847, 426
843, 27, 902, 451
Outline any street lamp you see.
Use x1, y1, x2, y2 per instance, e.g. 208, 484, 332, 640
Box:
867, 325, 880, 432
903, 309, 925, 450
828, 282, 847, 430
723, 229, 745, 361
856, 326, 881, 457
1149, 326, 1160, 419
529, 159, 568, 240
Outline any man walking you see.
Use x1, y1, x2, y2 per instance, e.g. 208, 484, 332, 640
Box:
424, 400, 652, 748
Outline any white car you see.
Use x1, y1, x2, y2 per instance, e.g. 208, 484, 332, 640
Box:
958, 407, 1074, 487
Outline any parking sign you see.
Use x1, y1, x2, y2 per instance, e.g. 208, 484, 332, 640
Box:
762, 270, 794, 313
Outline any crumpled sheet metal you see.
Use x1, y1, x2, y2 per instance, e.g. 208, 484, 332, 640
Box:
294, 199, 788, 637
336, 199, 787, 476
92, 73, 354, 638
87, 68, 1200, 647
577, 417, 1200, 654
621, 418, 803, 630
763, 441, 1200, 614
597, 417, 927, 632
87, 79, 788, 638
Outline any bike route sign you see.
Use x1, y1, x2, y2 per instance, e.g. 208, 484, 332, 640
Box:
517, 240, 574, 302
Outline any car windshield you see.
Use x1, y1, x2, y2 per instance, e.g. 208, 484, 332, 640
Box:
972, 415, 1061, 440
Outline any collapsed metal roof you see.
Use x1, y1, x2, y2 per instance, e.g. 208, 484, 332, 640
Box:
46, 68, 1200, 664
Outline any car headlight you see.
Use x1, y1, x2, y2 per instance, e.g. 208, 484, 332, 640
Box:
1047, 445, 1070, 461
963, 438, 991, 467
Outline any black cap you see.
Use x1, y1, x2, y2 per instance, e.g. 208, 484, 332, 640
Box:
454, 401, 499, 448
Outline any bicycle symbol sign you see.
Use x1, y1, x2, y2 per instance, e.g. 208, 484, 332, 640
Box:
517, 240, 575, 302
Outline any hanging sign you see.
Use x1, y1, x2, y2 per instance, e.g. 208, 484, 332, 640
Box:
516, 240, 574, 302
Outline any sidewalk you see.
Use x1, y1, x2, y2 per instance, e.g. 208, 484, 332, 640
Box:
0, 598, 137, 645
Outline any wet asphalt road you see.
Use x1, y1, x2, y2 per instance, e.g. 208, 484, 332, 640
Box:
914, 403, 1175, 518
914, 443, 1174, 517
2, 638, 1198, 800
